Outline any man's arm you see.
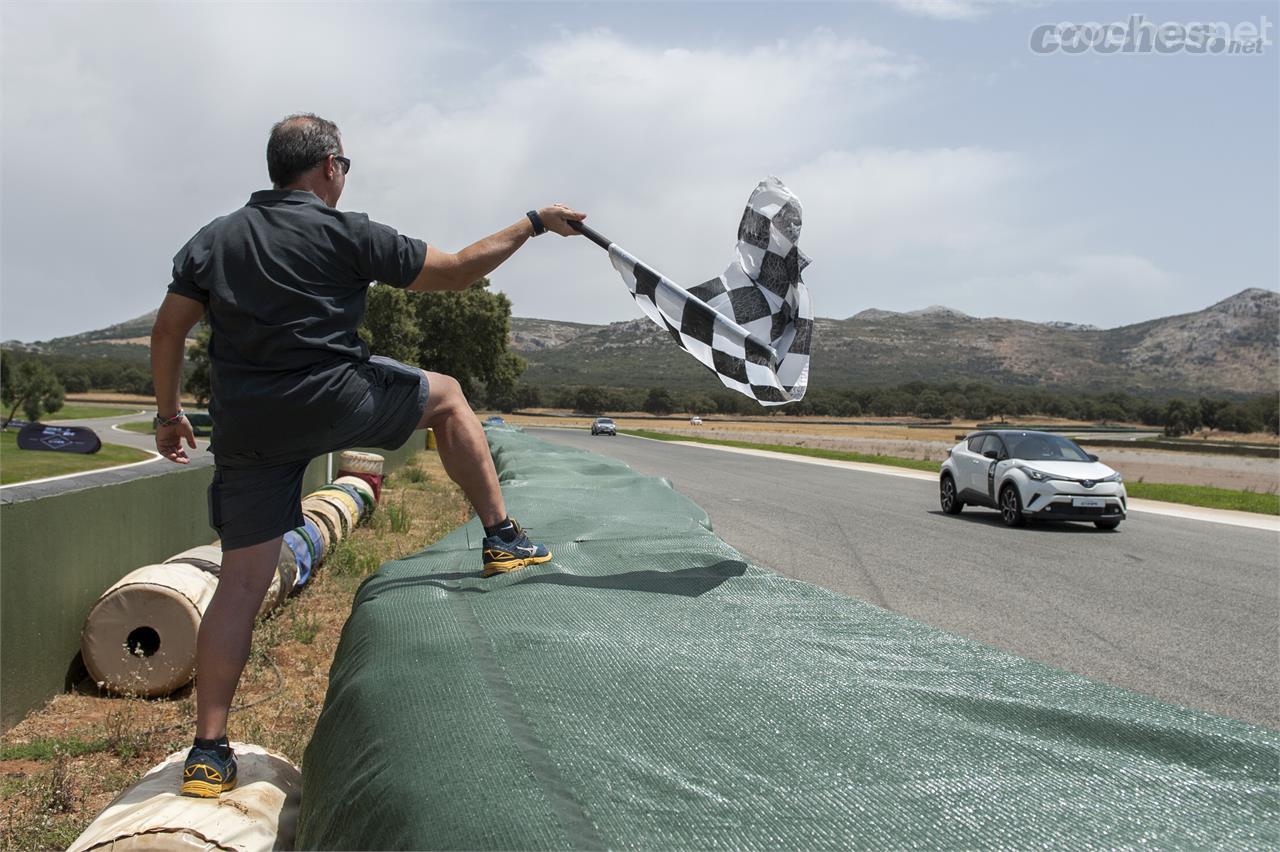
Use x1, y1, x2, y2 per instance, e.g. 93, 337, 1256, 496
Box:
407, 204, 586, 292
150, 293, 205, 463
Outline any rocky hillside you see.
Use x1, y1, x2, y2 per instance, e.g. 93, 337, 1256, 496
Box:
511, 288, 1279, 395
7, 289, 1275, 396
2, 308, 193, 363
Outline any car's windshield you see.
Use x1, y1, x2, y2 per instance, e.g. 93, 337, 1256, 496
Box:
1000, 432, 1093, 462
597, 418, 613, 424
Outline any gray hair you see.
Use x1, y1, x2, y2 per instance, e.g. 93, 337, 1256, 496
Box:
267, 113, 341, 187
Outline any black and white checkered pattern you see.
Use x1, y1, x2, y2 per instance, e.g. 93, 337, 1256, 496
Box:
608, 177, 812, 405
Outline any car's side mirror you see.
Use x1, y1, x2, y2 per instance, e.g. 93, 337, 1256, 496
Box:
983, 450, 999, 460
1087, 453, 1099, 462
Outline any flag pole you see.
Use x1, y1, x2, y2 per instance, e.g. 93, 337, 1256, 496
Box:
568, 220, 612, 251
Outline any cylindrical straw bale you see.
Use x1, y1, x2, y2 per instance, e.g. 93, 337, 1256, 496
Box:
302, 496, 348, 541
301, 510, 333, 555
338, 450, 384, 476
300, 516, 326, 566
66, 742, 301, 852
270, 539, 296, 606
284, 529, 313, 589
164, 544, 223, 576
317, 485, 365, 524
334, 475, 376, 510
305, 493, 355, 537
81, 564, 218, 697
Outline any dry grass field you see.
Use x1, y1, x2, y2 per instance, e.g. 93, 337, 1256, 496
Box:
0, 450, 469, 849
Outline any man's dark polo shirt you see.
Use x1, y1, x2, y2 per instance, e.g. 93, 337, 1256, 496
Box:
168, 189, 426, 465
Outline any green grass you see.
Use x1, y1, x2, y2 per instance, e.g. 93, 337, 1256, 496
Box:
0, 736, 109, 761
1125, 482, 1279, 515
43, 404, 141, 421
623, 429, 1280, 516
620, 429, 940, 472
0, 429, 153, 484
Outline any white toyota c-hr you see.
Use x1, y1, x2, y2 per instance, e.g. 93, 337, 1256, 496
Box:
939, 430, 1127, 529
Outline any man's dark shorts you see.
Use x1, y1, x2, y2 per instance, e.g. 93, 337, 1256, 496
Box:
208, 357, 429, 550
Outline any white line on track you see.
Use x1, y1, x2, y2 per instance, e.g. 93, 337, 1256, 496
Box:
623, 435, 1280, 533
0, 452, 165, 489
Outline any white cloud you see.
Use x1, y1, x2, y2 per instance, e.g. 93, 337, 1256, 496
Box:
339, 28, 925, 326
884, 0, 1024, 21
0, 3, 1209, 343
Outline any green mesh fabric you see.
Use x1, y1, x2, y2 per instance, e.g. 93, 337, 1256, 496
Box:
297, 427, 1278, 850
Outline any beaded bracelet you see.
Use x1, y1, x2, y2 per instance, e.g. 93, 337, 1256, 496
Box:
154, 411, 187, 428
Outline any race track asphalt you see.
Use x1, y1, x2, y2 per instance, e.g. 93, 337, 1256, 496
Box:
534, 427, 1279, 730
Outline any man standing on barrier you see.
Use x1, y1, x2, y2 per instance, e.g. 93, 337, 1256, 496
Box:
150, 113, 585, 797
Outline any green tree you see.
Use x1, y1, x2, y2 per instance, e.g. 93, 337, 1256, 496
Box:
114, 366, 152, 395
916, 390, 946, 419
1094, 403, 1126, 424
184, 323, 213, 406
0, 351, 12, 414
574, 385, 608, 414
512, 384, 542, 410
1198, 397, 1228, 431
1162, 398, 1200, 437
413, 277, 524, 399
360, 284, 422, 366
1215, 403, 1263, 435
643, 387, 674, 416
683, 393, 715, 416
4, 360, 65, 424
57, 366, 91, 393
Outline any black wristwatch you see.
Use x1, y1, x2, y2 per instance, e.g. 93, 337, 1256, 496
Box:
526, 210, 546, 236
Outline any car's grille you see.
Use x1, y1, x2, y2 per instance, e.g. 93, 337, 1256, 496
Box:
1043, 502, 1121, 517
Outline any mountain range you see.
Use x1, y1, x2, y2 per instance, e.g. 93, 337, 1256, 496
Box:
6, 288, 1277, 397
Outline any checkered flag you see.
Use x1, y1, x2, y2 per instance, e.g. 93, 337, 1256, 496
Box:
577, 177, 812, 405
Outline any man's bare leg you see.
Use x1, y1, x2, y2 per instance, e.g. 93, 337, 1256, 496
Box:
194, 536, 281, 739
416, 371, 506, 527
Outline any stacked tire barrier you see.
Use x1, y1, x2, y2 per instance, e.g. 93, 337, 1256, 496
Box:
80, 455, 384, 698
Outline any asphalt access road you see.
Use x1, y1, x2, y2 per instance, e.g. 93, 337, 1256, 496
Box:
534, 427, 1279, 730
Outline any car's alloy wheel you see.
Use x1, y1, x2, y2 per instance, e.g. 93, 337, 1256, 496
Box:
1000, 486, 1026, 527
940, 476, 963, 515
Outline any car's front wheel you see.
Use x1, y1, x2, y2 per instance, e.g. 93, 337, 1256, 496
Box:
999, 485, 1026, 527
1094, 519, 1121, 530
939, 475, 963, 515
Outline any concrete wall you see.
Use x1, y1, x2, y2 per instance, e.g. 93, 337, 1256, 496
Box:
1, 437, 425, 731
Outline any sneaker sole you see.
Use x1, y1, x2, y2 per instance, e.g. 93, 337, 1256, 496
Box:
482, 552, 553, 577
180, 778, 237, 798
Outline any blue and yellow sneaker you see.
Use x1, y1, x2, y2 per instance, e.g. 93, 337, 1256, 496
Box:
180, 738, 237, 798
482, 520, 552, 577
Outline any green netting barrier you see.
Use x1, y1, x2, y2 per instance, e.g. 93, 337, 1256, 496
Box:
297, 427, 1278, 850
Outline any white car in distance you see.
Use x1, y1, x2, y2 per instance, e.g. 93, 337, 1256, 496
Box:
939, 430, 1127, 529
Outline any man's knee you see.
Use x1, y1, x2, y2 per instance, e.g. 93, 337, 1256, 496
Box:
423, 372, 471, 424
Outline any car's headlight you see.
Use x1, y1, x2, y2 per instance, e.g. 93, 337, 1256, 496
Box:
1101, 472, 1123, 483
1020, 467, 1063, 482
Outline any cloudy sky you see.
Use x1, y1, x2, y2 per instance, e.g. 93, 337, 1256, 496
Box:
2, 0, 1275, 341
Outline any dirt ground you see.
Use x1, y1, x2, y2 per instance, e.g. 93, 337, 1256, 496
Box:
494, 412, 1280, 493
0, 451, 468, 849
